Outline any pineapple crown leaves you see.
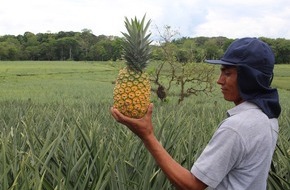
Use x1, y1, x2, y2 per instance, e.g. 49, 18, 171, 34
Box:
121, 15, 152, 73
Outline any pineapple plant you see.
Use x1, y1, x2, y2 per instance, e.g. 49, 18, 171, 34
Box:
113, 15, 152, 118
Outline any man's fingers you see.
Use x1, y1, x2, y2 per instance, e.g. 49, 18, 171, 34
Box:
110, 107, 132, 125
147, 103, 154, 115
111, 103, 154, 121
110, 107, 122, 121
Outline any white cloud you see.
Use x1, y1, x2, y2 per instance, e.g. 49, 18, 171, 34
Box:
193, 0, 290, 38
0, 0, 289, 39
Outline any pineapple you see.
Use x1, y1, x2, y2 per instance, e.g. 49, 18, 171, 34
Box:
113, 15, 152, 118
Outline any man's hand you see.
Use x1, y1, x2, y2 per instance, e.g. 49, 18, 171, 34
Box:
110, 103, 154, 141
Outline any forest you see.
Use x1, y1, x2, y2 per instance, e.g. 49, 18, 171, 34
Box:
1, 29, 290, 64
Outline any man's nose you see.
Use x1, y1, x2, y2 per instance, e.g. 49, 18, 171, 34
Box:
217, 75, 224, 85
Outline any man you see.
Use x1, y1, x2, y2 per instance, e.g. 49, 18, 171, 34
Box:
111, 37, 281, 189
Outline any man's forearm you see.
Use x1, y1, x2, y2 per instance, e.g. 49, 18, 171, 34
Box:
142, 135, 207, 190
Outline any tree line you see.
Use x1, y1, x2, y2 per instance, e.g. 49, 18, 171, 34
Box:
0, 28, 290, 64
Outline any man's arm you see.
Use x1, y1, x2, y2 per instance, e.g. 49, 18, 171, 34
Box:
110, 104, 207, 190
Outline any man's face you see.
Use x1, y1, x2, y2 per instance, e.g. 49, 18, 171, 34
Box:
217, 65, 243, 105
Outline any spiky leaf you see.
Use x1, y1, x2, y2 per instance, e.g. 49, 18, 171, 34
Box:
121, 15, 152, 72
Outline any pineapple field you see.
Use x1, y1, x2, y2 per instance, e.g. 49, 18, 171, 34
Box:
0, 61, 289, 190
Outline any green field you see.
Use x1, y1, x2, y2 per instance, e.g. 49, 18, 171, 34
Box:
0, 61, 119, 104
1, 61, 289, 102
0, 61, 289, 190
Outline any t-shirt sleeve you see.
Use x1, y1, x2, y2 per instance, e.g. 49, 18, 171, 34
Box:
190, 126, 245, 188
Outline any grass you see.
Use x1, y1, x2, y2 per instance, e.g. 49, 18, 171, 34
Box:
272, 64, 290, 90
0, 61, 289, 190
0, 61, 118, 104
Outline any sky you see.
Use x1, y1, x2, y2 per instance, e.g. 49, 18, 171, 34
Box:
1, 0, 290, 39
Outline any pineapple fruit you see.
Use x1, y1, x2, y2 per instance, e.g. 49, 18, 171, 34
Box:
113, 15, 152, 118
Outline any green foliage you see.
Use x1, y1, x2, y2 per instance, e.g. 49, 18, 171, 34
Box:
0, 61, 289, 189
1, 30, 290, 64
122, 15, 152, 72
0, 31, 123, 61
268, 88, 290, 190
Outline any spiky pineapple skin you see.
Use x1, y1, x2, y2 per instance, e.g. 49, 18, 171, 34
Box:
113, 67, 150, 119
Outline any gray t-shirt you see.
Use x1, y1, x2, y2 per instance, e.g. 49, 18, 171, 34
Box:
191, 102, 279, 190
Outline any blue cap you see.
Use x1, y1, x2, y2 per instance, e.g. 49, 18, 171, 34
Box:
205, 37, 275, 75
205, 37, 281, 118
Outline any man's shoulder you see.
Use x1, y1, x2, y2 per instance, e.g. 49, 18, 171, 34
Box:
227, 101, 264, 117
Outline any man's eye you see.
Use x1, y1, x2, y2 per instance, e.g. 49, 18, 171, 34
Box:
224, 72, 231, 76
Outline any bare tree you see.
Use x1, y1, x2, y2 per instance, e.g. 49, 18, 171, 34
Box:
151, 25, 215, 104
